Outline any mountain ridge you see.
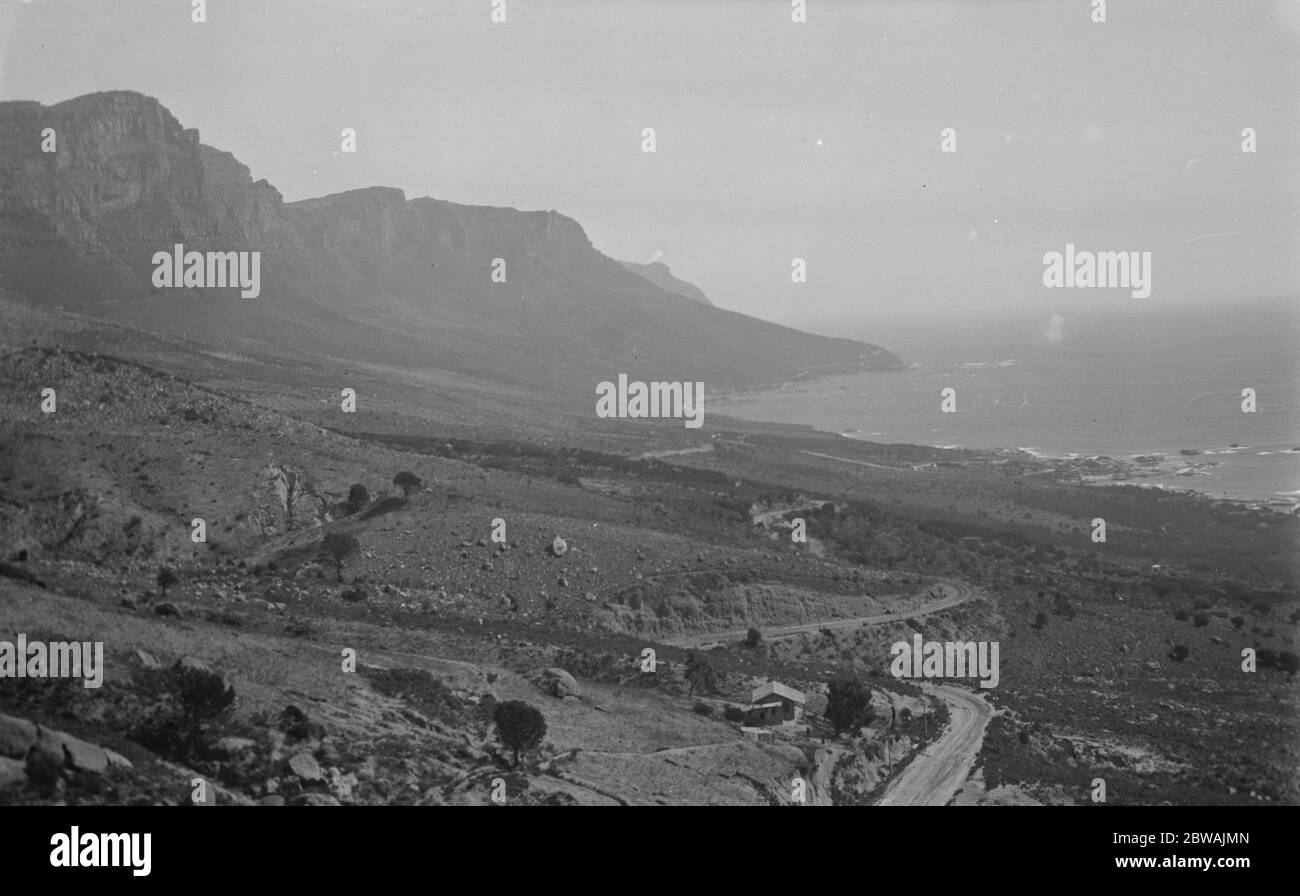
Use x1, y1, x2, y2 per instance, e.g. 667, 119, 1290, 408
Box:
0, 90, 903, 408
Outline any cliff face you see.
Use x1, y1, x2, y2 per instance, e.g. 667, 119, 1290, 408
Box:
0, 91, 903, 390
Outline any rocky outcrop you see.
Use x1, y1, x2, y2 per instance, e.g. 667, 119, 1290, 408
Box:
249, 464, 331, 535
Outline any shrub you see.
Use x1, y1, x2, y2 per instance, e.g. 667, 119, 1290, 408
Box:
320, 532, 361, 583
1171, 645, 1190, 662
692, 702, 714, 717
156, 567, 178, 596
723, 705, 747, 723
743, 627, 763, 648
1230, 616, 1245, 630
1174, 609, 1189, 622
1278, 651, 1299, 675
825, 670, 874, 735
493, 700, 547, 768
684, 651, 719, 697
393, 471, 424, 501
1193, 612, 1210, 628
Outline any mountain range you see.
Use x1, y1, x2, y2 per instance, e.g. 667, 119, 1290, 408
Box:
0, 91, 901, 426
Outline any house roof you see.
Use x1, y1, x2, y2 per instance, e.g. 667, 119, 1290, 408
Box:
751, 681, 806, 705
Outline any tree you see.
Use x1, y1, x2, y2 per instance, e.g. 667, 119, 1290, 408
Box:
493, 700, 547, 768
825, 670, 875, 736
1171, 644, 1190, 662
393, 471, 423, 502
321, 532, 361, 583
684, 651, 719, 697
342, 483, 369, 515
743, 627, 763, 648
156, 567, 177, 596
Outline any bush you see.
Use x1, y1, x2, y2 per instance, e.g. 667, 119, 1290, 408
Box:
692, 702, 714, 717
743, 627, 763, 648
130, 661, 236, 760
825, 670, 875, 735
1174, 609, 1189, 622
1171, 645, 1190, 662
723, 705, 747, 723
1278, 651, 1299, 675
493, 700, 547, 768
1257, 648, 1278, 669
1193, 612, 1210, 628
1230, 616, 1245, 630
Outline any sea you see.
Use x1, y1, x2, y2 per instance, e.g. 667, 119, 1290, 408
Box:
717, 300, 1300, 506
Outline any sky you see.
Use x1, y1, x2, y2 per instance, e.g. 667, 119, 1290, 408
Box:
2, 0, 1297, 331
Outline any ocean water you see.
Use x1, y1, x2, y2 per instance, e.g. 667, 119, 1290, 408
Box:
719, 301, 1300, 504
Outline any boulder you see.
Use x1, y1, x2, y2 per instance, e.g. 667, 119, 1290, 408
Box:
287, 752, 325, 783
549, 535, 568, 557
131, 649, 162, 670
258, 795, 286, 806
539, 667, 579, 699
37, 728, 109, 774
0, 714, 38, 759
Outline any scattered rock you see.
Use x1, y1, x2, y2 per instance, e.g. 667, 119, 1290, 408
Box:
584, 592, 598, 603
549, 535, 568, 558
287, 752, 325, 783
0, 715, 38, 759
328, 768, 358, 801
0, 756, 27, 790
214, 737, 258, 760
131, 649, 162, 670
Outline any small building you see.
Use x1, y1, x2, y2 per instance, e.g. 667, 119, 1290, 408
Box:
745, 681, 806, 726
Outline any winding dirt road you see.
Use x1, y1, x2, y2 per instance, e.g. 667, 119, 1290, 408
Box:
663, 579, 976, 648
876, 683, 993, 806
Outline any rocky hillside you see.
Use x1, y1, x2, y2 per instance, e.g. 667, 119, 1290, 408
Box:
0, 91, 902, 399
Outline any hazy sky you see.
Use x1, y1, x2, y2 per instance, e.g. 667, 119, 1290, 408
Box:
2, 0, 1297, 329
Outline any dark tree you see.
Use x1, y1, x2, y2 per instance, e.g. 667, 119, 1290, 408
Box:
743, 627, 763, 648
321, 532, 361, 583
156, 567, 178, 596
684, 651, 719, 697
393, 471, 423, 502
493, 700, 547, 768
343, 483, 369, 515
825, 670, 875, 736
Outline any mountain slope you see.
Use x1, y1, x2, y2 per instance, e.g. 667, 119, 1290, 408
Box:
0, 91, 903, 400
619, 260, 713, 306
